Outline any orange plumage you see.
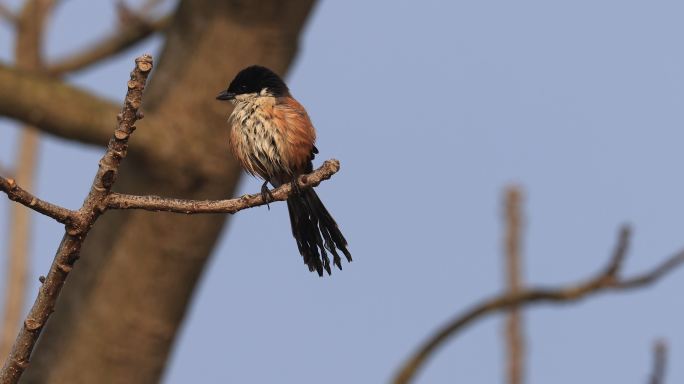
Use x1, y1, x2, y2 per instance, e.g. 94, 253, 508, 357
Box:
272, 97, 317, 175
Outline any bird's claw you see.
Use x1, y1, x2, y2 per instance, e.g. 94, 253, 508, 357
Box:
290, 178, 302, 195
261, 181, 274, 210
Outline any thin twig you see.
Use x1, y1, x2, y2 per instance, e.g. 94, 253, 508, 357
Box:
601, 226, 631, 278
45, 15, 170, 76
106, 160, 340, 214
0, 160, 340, 222
0, 54, 152, 384
392, 227, 684, 384
503, 187, 524, 384
649, 340, 667, 384
0, 176, 73, 224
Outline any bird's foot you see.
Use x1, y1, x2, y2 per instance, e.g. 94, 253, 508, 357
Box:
290, 177, 302, 195
261, 181, 274, 210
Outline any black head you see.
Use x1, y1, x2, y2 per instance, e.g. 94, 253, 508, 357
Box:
216, 65, 289, 101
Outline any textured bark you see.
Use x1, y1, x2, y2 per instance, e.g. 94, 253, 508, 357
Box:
21, 1, 317, 383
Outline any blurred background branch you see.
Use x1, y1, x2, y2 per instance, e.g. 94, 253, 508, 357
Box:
393, 225, 683, 384
503, 186, 525, 384
0, 0, 56, 362
46, 4, 170, 76
649, 340, 667, 384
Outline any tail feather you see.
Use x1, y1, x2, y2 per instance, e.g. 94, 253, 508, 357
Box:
287, 188, 351, 276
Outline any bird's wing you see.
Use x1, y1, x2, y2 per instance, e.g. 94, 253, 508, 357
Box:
273, 96, 317, 174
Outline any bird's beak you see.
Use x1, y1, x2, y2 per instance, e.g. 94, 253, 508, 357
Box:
216, 90, 236, 101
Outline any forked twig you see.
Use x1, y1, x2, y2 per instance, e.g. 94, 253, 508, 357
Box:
393, 226, 684, 384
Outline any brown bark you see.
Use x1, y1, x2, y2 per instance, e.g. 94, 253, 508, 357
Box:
503, 187, 525, 384
20, 1, 317, 383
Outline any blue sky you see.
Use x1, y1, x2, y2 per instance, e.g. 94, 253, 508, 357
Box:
1, 1, 684, 383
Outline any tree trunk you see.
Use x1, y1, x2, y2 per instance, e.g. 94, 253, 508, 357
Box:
22, 1, 316, 383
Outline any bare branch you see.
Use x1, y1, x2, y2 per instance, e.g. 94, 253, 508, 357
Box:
503, 187, 524, 384
15, 0, 56, 68
0, 158, 340, 224
0, 52, 343, 382
106, 160, 340, 214
0, 175, 73, 224
0, 55, 152, 384
601, 225, 631, 277
46, 14, 170, 76
393, 228, 684, 384
649, 340, 667, 384
0, 63, 122, 145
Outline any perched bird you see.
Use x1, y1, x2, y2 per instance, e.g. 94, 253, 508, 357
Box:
217, 65, 351, 276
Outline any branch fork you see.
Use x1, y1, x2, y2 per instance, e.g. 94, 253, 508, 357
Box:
0, 54, 343, 384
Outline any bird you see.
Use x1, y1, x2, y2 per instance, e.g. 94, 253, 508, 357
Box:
217, 65, 351, 276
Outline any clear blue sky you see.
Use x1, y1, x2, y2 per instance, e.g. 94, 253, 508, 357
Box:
1, 1, 683, 383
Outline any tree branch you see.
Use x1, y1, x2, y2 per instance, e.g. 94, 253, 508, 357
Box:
106, 159, 340, 214
392, 226, 684, 384
0, 159, 341, 223
0, 63, 121, 146
0, 54, 152, 384
503, 187, 525, 384
649, 340, 667, 384
0, 52, 343, 382
0, 176, 73, 224
0, 62, 167, 151
45, 14, 170, 76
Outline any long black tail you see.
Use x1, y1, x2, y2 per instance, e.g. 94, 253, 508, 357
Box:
287, 188, 352, 276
